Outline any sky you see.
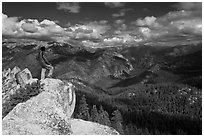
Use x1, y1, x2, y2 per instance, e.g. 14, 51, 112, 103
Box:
2, 2, 202, 48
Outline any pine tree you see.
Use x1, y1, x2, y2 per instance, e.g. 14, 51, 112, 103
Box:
98, 105, 111, 127
90, 105, 99, 123
124, 125, 129, 135
76, 95, 91, 121
111, 109, 124, 134
103, 110, 111, 127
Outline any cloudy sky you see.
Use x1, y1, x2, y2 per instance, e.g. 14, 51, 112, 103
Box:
2, 2, 202, 48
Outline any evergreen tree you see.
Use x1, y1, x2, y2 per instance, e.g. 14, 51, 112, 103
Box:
124, 125, 130, 135
111, 109, 124, 134
90, 105, 99, 123
103, 110, 111, 127
76, 95, 91, 121
98, 105, 111, 127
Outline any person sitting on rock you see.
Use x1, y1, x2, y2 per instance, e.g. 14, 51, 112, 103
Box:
38, 46, 53, 80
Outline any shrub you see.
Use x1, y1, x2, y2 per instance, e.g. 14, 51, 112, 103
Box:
2, 80, 43, 118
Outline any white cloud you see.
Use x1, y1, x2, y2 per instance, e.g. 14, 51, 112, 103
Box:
21, 23, 38, 33
2, 13, 112, 45
104, 2, 125, 8
103, 33, 138, 46
82, 40, 100, 48
56, 2, 80, 13
136, 16, 161, 28
138, 27, 152, 38
3, 2, 202, 48
114, 19, 127, 34
40, 19, 56, 25
2, 14, 19, 36
2, 13, 65, 41
68, 20, 110, 40
115, 19, 125, 25
104, 37, 122, 43
112, 11, 125, 18
131, 4, 202, 43
112, 8, 133, 18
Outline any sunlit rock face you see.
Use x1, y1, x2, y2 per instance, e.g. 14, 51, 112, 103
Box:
2, 67, 118, 135
2, 77, 76, 135
70, 119, 119, 135
40, 78, 76, 118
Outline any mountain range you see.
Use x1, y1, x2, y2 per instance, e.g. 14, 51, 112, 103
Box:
2, 39, 202, 134
3, 39, 202, 89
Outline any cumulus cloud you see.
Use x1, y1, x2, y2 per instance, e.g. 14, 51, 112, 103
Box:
2, 13, 112, 45
104, 34, 134, 43
2, 13, 65, 41
21, 23, 38, 33
131, 2, 202, 45
103, 33, 142, 47
2, 2, 202, 48
135, 16, 161, 28
40, 19, 56, 26
2, 14, 19, 36
68, 20, 110, 40
112, 11, 125, 18
82, 40, 100, 48
112, 8, 133, 18
114, 19, 127, 34
115, 19, 125, 25
104, 37, 123, 43
56, 2, 80, 13
104, 2, 125, 8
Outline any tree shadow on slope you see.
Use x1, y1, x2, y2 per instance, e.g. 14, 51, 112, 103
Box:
122, 109, 202, 135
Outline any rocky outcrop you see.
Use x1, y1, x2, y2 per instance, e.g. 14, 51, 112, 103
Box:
70, 119, 119, 135
40, 78, 76, 118
2, 77, 76, 135
2, 66, 22, 117
2, 67, 119, 135
15, 68, 38, 87
2, 67, 38, 118
2, 66, 21, 95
